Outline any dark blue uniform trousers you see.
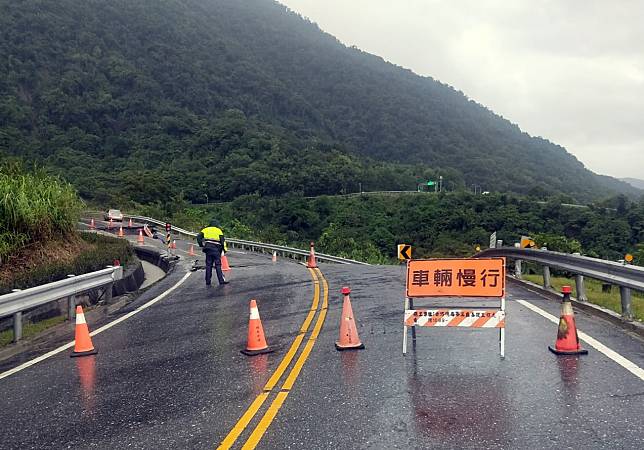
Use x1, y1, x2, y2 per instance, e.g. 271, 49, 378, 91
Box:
204, 249, 226, 285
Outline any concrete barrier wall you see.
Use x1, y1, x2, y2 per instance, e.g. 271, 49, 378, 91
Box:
134, 246, 173, 273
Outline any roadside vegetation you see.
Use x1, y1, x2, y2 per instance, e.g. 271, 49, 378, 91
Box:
130, 192, 644, 265
0, 162, 83, 263
0, 233, 134, 294
0, 163, 134, 294
523, 273, 644, 322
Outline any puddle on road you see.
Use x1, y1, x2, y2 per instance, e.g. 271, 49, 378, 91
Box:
248, 353, 270, 395
406, 361, 509, 444
75, 355, 97, 417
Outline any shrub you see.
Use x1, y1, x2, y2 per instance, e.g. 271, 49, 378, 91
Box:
0, 233, 134, 294
0, 162, 83, 262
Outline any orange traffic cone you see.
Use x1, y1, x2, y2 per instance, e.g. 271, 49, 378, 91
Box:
170, 240, 177, 249
307, 241, 317, 268
335, 287, 365, 351
128, 218, 133, 228
272, 251, 277, 263
89, 218, 95, 229
189, 244, 196, 256
70, 306, 98, 357
241, 300, 273, 356
137, 229, 145, 244
117, 226, 124, 237
221, 254, 231, 272
108, 218, 113, 229
549, 286, 588, 355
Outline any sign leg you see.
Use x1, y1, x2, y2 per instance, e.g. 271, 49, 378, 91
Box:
500, 296, 506, 359
403, 297, 409, 355
500, 328, 505, 359
409, 298, 417, 343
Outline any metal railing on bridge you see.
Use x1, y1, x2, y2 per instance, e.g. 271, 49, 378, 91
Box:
475, 247, 644, 320
0, 265, 123, 342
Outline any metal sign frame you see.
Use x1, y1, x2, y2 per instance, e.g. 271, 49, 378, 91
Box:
402, 257, 506, 358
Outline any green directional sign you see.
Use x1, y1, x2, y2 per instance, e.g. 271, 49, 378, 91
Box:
427, 181, 435, 186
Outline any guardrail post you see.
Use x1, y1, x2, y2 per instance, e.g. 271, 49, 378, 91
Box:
543, 266, 551, 289
620, 287, 633, 320
514, 259, 522, 279
104, 266, 114, 304
10, 289, 23, 342
575, 275, 588, 301
67, 274, 76, 320
104, 283, 113, 304
13, 311, 22, 342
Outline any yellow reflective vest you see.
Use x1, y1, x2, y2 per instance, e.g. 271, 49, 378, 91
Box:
199, 226, 228, 252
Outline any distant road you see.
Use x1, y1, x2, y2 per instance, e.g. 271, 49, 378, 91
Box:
190, 190, 596, 209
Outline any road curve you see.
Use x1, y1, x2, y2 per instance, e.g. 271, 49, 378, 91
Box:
0, 233, 642, 449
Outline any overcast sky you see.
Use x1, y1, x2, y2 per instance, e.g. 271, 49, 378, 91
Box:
279, 0, 644, 179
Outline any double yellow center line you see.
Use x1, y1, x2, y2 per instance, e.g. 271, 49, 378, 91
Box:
217, 268, 328, 449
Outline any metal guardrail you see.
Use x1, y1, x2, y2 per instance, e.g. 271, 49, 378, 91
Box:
476, 247, 643, 319
0, 265, 123, 342
124, 214, 370, 266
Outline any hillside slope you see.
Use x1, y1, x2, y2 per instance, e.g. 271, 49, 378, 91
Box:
623, 178, 644, 190
0, 0, 639, 203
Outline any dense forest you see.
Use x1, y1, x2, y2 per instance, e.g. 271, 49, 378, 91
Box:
0, 0, 640, 205
142, 192, 644, 266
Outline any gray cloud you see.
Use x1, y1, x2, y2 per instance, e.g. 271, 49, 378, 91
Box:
279, 0, 644, 178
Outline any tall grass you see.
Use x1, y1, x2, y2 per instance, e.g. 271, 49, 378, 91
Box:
0, 162, 83, 262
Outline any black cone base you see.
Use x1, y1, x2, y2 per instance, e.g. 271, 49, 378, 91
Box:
548, 345, 588, 355
241, 347, 274, 356
70, 348, 98, 358
335, 342, 365, 351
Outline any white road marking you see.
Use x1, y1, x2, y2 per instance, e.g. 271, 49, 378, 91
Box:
0, 272, 193, 381
517, 299, 644, 381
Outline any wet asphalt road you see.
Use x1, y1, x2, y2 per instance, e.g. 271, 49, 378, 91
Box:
0, 232, 643, 449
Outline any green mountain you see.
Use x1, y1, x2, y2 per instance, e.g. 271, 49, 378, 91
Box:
0, 0, 640, 204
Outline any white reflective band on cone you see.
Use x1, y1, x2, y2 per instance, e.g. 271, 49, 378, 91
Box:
76, 313, 86, 325
249, 308, 260, 320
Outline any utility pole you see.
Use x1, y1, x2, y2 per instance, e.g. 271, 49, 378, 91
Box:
359, 182, 362, 194
439, 176, 443, 192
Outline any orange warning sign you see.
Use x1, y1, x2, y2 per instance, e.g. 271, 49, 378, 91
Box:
406, 258, 505, 298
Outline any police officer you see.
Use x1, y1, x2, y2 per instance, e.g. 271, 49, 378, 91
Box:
197, 219, 229, 286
